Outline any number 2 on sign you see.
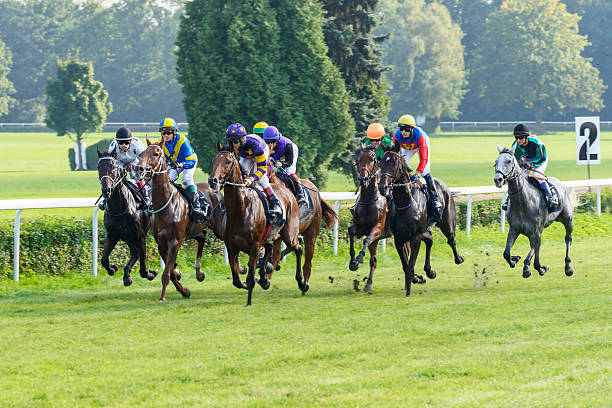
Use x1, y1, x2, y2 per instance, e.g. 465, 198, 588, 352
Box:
578, 122, 598, 161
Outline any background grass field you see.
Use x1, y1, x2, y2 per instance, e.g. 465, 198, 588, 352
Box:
0, 130, 610, 407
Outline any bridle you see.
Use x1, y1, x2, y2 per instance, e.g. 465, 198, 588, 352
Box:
98, 156, 126, 195
215, 151, 248, 188
379, 151, 418, 188
357, 149, 378, 186
494, 151, 519, 185
140, 145, 168, 180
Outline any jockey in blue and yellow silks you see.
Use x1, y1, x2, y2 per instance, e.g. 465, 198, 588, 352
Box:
225, 122, 284, 226
157, 117, 207, 222
393, 114, 442, 221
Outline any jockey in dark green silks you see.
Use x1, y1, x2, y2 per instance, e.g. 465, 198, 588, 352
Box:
502, 123, 559, 211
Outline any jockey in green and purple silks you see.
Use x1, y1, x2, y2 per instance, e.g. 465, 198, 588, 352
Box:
225, 123, 284, 226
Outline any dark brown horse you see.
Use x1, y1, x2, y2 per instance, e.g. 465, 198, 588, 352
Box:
96, 148, 156, 286
208, 143, 302, 306
378, 142, 464, 297
268, 169, 338, 294
348, 144, 392, 291
134, 139, 209, 302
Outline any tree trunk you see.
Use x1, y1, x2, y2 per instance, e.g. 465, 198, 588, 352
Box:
75, 133, 87, 170
534, 106, 544, 133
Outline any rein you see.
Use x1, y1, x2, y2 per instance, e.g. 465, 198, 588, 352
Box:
98, 156, 131, 216
496, 151, 524, 196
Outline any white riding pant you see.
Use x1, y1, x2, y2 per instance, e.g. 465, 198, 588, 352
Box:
240, 145, 271, 189
401, 148, 431, 176
168, 157, 197, 187
284, 144, 298, 175
523, 158, 548, 177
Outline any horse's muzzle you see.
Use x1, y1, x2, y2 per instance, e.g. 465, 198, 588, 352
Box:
208, 177, 221, 192
494, 174, 504, 188
134, 165, 146, 180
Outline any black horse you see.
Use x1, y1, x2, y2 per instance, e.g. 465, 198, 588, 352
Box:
378, 142, 464, 297
494, 145, 574, 278
97, 148, 156, 286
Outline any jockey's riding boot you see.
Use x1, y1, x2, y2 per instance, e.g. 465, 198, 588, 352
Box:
98, 199, 106, 211
267, 193, 285, 227
349, 206, 355, 216
139, 184, 152, 212
187, 186, 208, 223
295, 188, 307, 207
542, 183, 558, 209
424, 174, 442, 221
501, 198, 509, 212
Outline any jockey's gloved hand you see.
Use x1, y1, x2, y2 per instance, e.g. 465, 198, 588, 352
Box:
168, 161, 178, 169
125, 165, 132, 172
244, 176, 255, 186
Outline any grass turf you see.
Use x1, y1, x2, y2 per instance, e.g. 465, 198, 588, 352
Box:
0, 213, 610, 407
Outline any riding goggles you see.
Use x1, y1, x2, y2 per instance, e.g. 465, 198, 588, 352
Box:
161, 129, 174, 135
399, 125, 413, 132
116, 139, 131, 145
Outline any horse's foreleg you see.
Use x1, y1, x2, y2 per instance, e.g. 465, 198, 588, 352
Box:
269, 239, 283, 274
122, 242, 139, 286
194, 233, 206, 282
101, 235, 119, 276
293, 236, 305, 294
394, 240, 411, 296
531, 232, 548, 276
246, 243, 261, 306
348, 224, 359, 271
364, 239, 378, 292
164, 240, 190, 301
563, 216, 574, 276
138, 236, 156, 280
503, 228, 521, 268
438, 218, 464, 264
301, 229, 317, 293
522, 237, 536, 279
228, 248, 246, 290
406, 239, 422, 296
423, 234, 436, 279
258, 243, 272, 290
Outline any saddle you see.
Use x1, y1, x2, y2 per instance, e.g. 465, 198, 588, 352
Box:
171, 182, 211, 218
527, 176, 560, 211
276, 172, 314, 220
248, 185, 275, 227
123, 179, 146, 204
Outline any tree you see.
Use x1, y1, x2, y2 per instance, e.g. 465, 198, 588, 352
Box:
46, 59, 112, 170
0, 0, 81, 122
321, 0, 390, 176
380, 0, 466, 133
0, 38, 15, 116
177, 0, 354, 185
470, 0, 605, 129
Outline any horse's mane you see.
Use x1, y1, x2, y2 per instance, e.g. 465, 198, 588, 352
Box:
219, 145, 233, 153
361, 145, 377, 153
500, 147, 513, 154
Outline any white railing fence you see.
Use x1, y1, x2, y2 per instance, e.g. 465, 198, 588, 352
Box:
2, 179, 611, 282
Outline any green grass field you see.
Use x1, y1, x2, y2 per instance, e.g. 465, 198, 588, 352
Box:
1, 215, 610, 407
0, 130, 610, 406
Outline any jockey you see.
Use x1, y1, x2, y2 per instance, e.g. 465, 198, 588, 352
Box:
98, 127, 150, 211
393, 114, 443, 220
253, 121, 269, 138
157, 117, 208, 222
262, 125, 307, 207
503, 123, 558, 210
365, 122, 393, 160
225, 123, 284, 226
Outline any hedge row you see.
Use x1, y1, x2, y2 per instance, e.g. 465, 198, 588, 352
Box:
2, 189, 609, 277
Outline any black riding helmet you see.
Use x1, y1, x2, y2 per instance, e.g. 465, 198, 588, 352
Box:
116, 127, 132, 140
513, 123, 530, 136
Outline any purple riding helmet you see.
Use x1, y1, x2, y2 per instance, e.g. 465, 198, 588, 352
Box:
225, 123, 247, 139
262, 126, 280, 141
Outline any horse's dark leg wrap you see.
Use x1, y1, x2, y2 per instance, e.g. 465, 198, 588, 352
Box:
423, 174, 442, 221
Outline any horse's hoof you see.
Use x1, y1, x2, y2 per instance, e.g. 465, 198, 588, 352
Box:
259, 277, 270, 290
275, 265, 281, 271
510, 256, 521, 267
455, 256, 465, 265
349, 260, 359, 271
123, 276, 133, 287
265, 262, 274, 275
158, 298, 166, 303
108, 264, 118, 276
182, 288, 191, 298
412, 274, 426, 284
565, 265, 574, 276
363, 283, 373, 292
239, 265, 247, 275
522, 269, 531, 278
302, 282, 309, 293
147, 270, 157, 280
538, 265, 549, 276
174, 270, 182, 281
405, 291, 411, 297
196, 272, 205, 282
426, 269, 436, 279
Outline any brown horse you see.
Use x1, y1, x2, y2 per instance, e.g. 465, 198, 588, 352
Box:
268, 169, 338, 294
134, 139, 209, 302
208, 143, 302, 306
347, 144, 392, 291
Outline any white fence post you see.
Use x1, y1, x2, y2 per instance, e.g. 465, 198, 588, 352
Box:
333, 200, 340, 256
597, 185, 601, 216
92, 208, 99, 277
381, 239, 386, 253
13, 209, 22, 282
224, 245, 228, 265
466, 194, 472, 236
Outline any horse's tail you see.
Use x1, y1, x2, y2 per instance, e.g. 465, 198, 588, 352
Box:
320, 198, 338, 229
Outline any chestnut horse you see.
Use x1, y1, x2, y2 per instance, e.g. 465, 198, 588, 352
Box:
96, 148, 156, 286
135, 139, 210, 302
268, 169, 338, 294
347, 144, 392, 291
208, 143, 302, 306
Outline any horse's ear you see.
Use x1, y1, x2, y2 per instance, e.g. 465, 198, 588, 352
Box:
392, 139, 401, 153
110, 146, 117, 158
360, 142, 366, 151
497, 144, 502, 153
97, 146, 102, 158
216, 141, 223, 152
510, 144, 516, 154
146, 136, 152, 146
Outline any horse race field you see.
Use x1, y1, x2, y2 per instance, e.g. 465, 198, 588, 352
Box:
0, 129, 611, 406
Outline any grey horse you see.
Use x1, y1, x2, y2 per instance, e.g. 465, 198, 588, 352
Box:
494, 145, 574, 278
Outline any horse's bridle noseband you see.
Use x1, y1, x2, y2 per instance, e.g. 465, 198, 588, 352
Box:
214, 151, 247, 189
98, 156, 126, 194
495, 151, 518, 184
140, 145, 168, 180
358, 150, 378, 186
